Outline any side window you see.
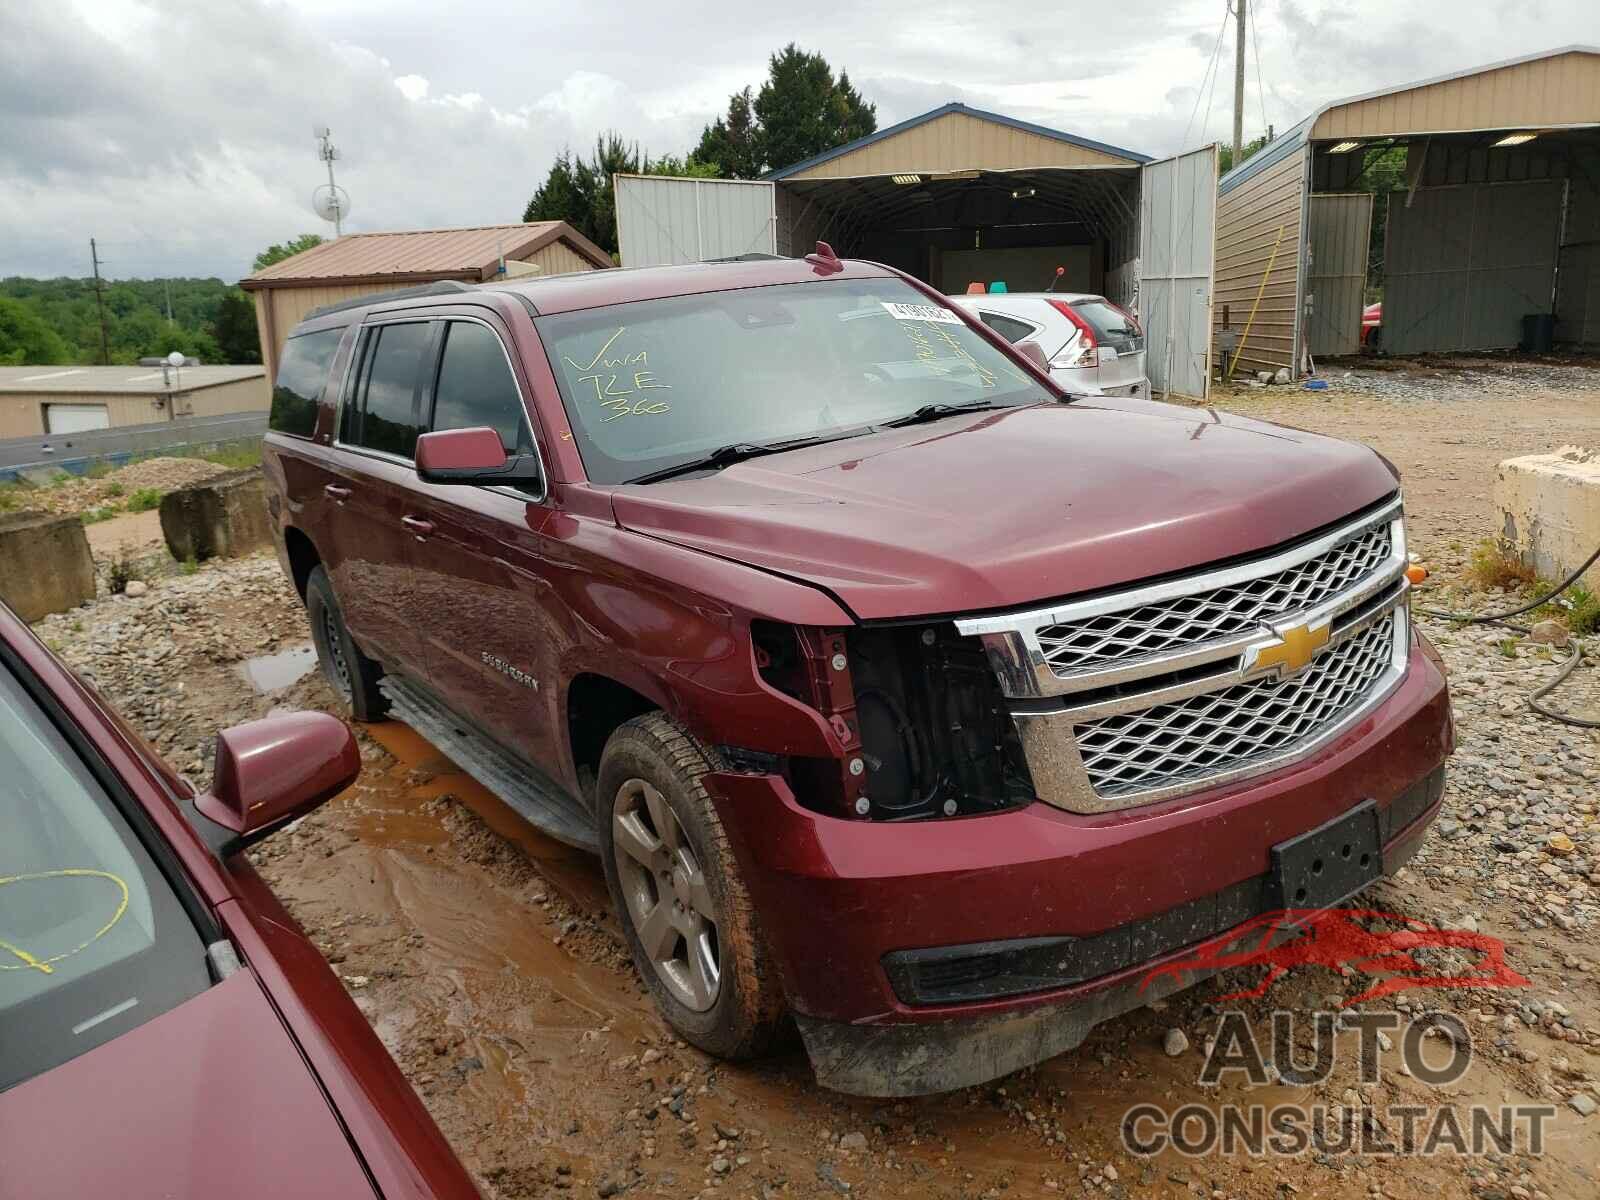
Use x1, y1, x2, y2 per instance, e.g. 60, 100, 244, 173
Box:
269, 328, 343, 437
347, 322, 432, 459
977, 311, 1039, 344
430, 321, 531, 454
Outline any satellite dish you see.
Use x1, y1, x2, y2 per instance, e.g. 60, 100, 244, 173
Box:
312, 184, 352, 224
166, 350, 185, 367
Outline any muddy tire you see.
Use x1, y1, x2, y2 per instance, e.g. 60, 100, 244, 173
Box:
305, 565, 388, 722
597, 713, 786, 1059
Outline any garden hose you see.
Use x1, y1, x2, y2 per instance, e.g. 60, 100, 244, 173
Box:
1415, 541, 1600, 729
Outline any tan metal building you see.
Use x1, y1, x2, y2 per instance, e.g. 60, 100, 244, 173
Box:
240, 221, 611, 380
617, 103, 1223, 399
1216, 45, 1600, 377
0, 365, 268, 440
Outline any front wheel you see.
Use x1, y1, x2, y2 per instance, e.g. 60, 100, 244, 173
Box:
597, 713, 787, 1058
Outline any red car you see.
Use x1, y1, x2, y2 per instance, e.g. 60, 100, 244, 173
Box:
1363, 301, 1382, 347
0, 600, 478, 1199
262, 247, 1451, 1096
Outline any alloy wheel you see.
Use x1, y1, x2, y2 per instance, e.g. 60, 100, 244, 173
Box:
611, 778, 721, 1012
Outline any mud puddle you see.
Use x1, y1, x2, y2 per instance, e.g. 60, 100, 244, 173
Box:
237, 641, 318, 693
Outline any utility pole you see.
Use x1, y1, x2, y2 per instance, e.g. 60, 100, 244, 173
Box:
316, 127, 344, 237
1232, 0, 1247, 169
89, 238, 111, 366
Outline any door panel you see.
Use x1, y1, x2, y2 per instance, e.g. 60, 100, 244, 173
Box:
1307, 193, 1373, 357
614, 173, 775, 267
1140, 145, 1217, 400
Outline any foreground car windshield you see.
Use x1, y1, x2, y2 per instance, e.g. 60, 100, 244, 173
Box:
1, 665, 209, 1091
537, 278, 1046, 484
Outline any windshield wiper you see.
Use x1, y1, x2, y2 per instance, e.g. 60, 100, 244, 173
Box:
881, 400, 1002, 428
626, 436, 835, 485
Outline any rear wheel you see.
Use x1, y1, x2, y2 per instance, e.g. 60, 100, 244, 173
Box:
305, 565, 388, 721
597, 713, 786, 1058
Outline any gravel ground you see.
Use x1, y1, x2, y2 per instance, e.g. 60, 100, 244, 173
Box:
3, 455, 232, 516
29, 364, 1600, 1199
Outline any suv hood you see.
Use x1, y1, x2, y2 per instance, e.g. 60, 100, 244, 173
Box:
610, 398, 1398, 621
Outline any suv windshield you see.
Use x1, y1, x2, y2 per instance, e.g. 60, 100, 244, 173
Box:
537, 278, 1047, 484
1, 664, 209, 1091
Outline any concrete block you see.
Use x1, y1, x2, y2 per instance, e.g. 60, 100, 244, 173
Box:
159, 468, 272, 562
0, 510, 96, 621
1494, 446, 1600, 587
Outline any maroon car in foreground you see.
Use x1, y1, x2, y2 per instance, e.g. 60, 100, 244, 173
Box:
263, 247, 1452, 1096
0, 600, 477, 1199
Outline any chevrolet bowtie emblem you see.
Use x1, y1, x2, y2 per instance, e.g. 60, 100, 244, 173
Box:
1246, 620, 1331, 677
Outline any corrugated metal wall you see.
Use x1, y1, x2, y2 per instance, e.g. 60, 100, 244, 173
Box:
782, 110, 1134, 180
1556, 146, 1600, 346
1312, 50, 1600, 140
1214, 145, 1305, 376
614, 175, 775, 267
1306, 193, 1373, 356
1383, 180, 1563, 353
1140, 145, 1217, 400
0, 378, 268, 438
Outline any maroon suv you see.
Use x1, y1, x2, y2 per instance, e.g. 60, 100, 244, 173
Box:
263, 249, 1452, 1096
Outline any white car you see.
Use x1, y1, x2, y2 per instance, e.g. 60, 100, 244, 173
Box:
950, 291, 1148, 397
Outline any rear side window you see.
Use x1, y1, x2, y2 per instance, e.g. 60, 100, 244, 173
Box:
430, 322, 531, 455
345, 322, 432, 459
1067, 299, 1142, 350
977, 311, 1038, 344
270, 328, 343, 437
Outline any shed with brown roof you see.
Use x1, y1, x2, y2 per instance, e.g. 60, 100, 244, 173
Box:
241, 221, 611, 380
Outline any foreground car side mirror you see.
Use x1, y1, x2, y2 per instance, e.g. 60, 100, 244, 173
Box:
193, 712, 360, 856
1015, 340, 1051, 373
416, 426, 542, 487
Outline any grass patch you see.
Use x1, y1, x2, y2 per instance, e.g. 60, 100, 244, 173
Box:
125, 487, 163, 513
179, 555, 200, 576
1469, 540, 1537, 591
81, 505, 122, 524
196, 441, 263, 471
1498, 638, 1520, 659
0, 483, 27, 512
49, 470, 72, 486
103, 481, 125, 498
106, 548, 140, 595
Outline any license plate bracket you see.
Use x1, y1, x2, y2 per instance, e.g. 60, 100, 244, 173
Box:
1268, 800, 1382, 909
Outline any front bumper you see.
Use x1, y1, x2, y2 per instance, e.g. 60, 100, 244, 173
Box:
705, 633, 1451, 1095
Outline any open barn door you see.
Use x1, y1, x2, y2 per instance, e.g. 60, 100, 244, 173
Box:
1139, 145, 1217, 400
614, 174, 776, 267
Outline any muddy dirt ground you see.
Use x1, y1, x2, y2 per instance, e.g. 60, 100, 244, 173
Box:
31, 358, 1600, 1200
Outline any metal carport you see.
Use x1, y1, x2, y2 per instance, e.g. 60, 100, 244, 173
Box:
1215, 45, 1600, 376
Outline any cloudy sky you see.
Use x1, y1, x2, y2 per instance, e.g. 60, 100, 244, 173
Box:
2, 0, 1593, 281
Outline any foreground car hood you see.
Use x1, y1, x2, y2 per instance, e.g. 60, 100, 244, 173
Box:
612, 398, 1397, 620
0, 970, 374, 1199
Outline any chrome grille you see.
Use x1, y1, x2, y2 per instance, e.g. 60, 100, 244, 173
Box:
1072, 615, 1400, 798
1036, 520, 1392, 678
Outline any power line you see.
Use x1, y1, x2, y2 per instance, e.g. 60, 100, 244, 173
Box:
1249, 0, 1269, 133
1181, 2, 1232, 152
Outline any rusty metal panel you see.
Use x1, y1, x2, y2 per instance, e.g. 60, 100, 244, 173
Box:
1382, 181, 1562, 353
1214, 146, 1306, 376
1306, 194, 1374, 357
1312, 50, 1600, 140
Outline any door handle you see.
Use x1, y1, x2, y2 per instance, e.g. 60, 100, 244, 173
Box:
324, 484, 352, 501
400, 515, 435, 537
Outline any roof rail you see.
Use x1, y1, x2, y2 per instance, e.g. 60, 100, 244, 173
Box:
303, 279, 477, 320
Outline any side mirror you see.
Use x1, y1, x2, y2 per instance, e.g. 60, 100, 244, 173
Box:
416, 426, 541, 486
1015, 340, 1051, 373
193, 712, 360, 856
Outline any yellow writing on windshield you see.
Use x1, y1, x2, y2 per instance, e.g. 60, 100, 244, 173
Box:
576, 369, 672, 421
563, 327, 650, 373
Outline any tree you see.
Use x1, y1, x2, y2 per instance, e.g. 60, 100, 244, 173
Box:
211, 289, 262, 364
0, 295, 72, 365
1217, 133, 1272, 176
751, 45, 875, 174
253, 234, 324, 273
693, 87, 763, 179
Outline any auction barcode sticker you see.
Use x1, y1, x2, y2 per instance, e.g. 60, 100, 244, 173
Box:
881, 301, 963, 325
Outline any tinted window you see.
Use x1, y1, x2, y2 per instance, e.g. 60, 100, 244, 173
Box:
269, 328, 342, 437
431, 322, 531, 454
977, 312, 1038, 344
1067, 299, 1143, 352
351, 322, 431, 458
1, 664, 210, 1090
537, 279, 1043, 485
